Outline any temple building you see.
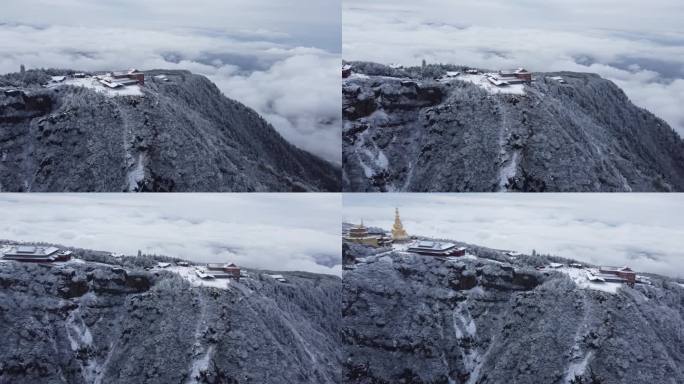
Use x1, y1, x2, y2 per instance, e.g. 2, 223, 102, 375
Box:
206, 263, 241, 281
597, 266, 636, 286
407, 241, 466, 257
1, 245, 72, 262
391, 208, 410, 242
343, 220, 385, 247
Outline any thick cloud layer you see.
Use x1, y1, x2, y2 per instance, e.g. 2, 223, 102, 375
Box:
343, 194, 684, 279
0, 0, 341, 163
344, 0, 684, 137
0, 194, 342, 276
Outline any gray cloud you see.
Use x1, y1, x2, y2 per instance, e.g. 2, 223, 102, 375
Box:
343, 0, 684, 137
0, 194, 342, 276
343, 194, 684, 279
0, 0, 341, 163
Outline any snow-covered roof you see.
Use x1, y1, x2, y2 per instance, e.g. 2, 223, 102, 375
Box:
412, 241, 456, 251
268, 274, 285, 279
4, 245, 59, 256
51, 76, 66, 82
487, 77, 509, 86
446, 71, 460, 77
17, 245, 37, 253
342, 64, 352, 71
549, 262, 564, 268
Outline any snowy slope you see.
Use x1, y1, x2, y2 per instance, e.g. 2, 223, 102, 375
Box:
0, 242, 342, 384
342, 61, 684, 192
342, 239, 684, 384
0, 69, 340, 192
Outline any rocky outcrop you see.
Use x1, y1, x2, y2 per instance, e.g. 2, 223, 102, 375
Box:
342, 62, 684, 192
342, 246, 684, 384
0, 69, 340, 192
0, 248, 341, 384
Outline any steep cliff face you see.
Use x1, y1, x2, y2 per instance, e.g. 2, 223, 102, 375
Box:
342, 245, 684, 384
0, 247, 341, 384
0, 70, 340, 192
342, 62, 684, 192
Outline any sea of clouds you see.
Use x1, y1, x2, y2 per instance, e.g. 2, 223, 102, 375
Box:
0, 0, 341, 163
344, 0, 684, 137
343, 193, 684, 279
0, 194, 342, 276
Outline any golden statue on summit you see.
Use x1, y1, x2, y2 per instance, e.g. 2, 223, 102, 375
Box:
392, 208, 409, 242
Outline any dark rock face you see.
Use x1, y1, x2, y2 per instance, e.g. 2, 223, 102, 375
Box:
342, 247, 684, 384
0, 70, 340, 192
342, 62, 684, 192
0, 258, 342, 384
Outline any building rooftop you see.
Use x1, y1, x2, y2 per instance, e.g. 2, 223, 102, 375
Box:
411, 241, 456, 251
3, 245, 60, 257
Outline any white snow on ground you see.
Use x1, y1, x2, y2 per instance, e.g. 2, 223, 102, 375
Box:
366, 109, 389, 126
187, 345, 214, 384
452, 301, 476, 339
50, 78, 143, 97
361, 148, 388, 171
357, 158, 374, 178
555, 267, 622, 294
678, 283, 684, 289
66, 311, 92, 351
376, 150, 389, 169
452, 74, 526, 95
66, 293, 103, 383
392, 242, 410, 252
126, 153, 146, 191
498, 151, 519, 191
348, 73, 369, 80
166, 266, 232, 290
451, 296, 484, 384
564, 352, 593, 383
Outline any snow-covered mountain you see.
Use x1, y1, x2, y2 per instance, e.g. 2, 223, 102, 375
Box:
0, 241, 341, 384
0, 69, 340, 192
342, 61, 684, 191
342, 239, 684, 384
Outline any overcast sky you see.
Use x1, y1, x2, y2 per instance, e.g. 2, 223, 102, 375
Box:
0, 0, 341, 163
344, 0, 684, 137
0, 194, 342, 276
343, 194, 684, 279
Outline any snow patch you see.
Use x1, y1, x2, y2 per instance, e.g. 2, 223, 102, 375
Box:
187, 345, 214, 384
126, 153, 146, 191
558, 267, 622, 294
452, 302, 476, 339
455, 74, 526, 95
167, 266, 233, 290
498, 151, 519, 191
52, 78, 144, 97
348, 73, 369, 80
564, 352, 593, 383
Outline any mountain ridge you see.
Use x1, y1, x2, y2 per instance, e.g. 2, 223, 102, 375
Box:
342, 61, 684, 192
0, 240, 342, 384
0, 69, 340, 192
342, 234, 684, 384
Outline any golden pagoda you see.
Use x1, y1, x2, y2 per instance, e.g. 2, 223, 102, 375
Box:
391, 208, 409, 242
